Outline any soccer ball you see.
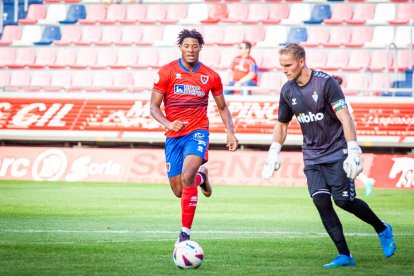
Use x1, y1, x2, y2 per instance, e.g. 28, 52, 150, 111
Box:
173, 240, 204, 269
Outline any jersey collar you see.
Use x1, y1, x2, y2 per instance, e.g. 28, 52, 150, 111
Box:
178, 58, 201, 72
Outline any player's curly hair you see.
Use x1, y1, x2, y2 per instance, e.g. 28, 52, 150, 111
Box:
177, 29, 204, 47
279, 43, 306, 61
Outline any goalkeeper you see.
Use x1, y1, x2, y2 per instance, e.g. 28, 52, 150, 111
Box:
262, 43, 396, 268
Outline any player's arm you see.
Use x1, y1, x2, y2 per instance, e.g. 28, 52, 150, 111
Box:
336, 108, 357, 143
213, 94, 238, 151
150, 89, 187, 132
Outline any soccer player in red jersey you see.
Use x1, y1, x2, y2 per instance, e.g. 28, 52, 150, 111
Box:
150, 29, 238, 244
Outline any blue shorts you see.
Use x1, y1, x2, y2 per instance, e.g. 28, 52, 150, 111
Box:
165, 130, 209, 178
304, 158, 356, 201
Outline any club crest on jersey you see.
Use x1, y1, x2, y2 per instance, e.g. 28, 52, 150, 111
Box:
312, 91, 318, 102
176, 73, 182, 79
166, 163, 171, 172
292, 98, 297, 105
200, 75, 209, 84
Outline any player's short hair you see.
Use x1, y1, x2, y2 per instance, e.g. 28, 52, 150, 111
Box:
177, 29, 204, 47
332, 75, 343, 86
279, 43, 306, 61
241, 41, 252, 50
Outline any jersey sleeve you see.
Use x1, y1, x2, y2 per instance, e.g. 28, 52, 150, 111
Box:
153, 66, 170, 94
325, 77, 348, 112
211, 71, 223, 96
278, 86, 294, 123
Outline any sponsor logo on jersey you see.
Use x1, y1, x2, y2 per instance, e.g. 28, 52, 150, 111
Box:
174, 84, 205, 97
193, 132, 205, 139
200, 75, 209, 84
297, 112, 324, 123
166, 162, 171, 172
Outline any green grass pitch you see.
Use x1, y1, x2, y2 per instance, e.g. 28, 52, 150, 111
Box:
0, 181, 413, 275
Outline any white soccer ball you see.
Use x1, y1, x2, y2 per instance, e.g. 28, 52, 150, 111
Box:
173, 240, 204, 269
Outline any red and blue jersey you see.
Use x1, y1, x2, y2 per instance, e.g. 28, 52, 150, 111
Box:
153, 58, 223, 138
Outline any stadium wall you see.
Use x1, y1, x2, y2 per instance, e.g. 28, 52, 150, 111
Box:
0, 146, 413, 190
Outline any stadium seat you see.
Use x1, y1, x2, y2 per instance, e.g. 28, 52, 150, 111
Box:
0, 71, 11, 89
28, 70, 51, 92
346, 4, 375, 24
154, 25, 183, 46
322, 26, 351, 47
110, 48, 139, 69
133, 70, 156, 92
262, 3, 289, 24
219, 26, 245, 46
0, 48, 17, 68
46, 70, 72, 92
119, 4, 147, 24
364, 26, 395, 48
115, 26, 143, 46
19, 4, 46, 24
109, 71, 134, 93
12, 25, 42, 46
70, 48, 97, 69
69, 71, 92, 92
161, 4, 188, 24
217, 48, 235, 70
78, 4, 106, 24
343, 50, 371, 72
34, 25, 61, 45
49, 48, 77, 68
394, 26, 414, 48
91, 48, 117, 69
133, 48, 159, 69
306, 50, 327, 70
3, 3, 26, 26
369, 50, 393, 72
179, 3, 208, 24
303, 4, 332, 24
140, 4, 167, 23
95, 26, 122, 46
53, 25, 81, 46
257, 49, 279, 71
244, 25, 266, 45
203, 25, 225, 45
389, 3, 414, 25
301, 26, 329, 47
221, 3, 249, 23
343, 74, 370, 96
99, 4, 126, 24
137, 26, 164, 45
200, 47, 221, 68
201, 3, 228, 24
320, 50, 349, 71
367, 3, 396, 25
59, 4, 86, 24
344, 26, 373, 48
87, 71, 113, 92
0, 25, 22, 46
158, 48, 180, 67
282, 3, 311, 25
257, 72, 285, 95
280, 27, 308, 45
372, 73, 392, 96
390, 50, 414, 72
7, 47, 35, 68
256, 26, 288, 47
8, 70, 31, 91
324, 3, 353, 24
74, 26, 102, 45
28, 47, 57, 68
38, 4, 67, 25
242, 4, 269, 24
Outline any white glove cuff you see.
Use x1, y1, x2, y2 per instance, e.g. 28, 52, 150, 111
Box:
270, 142, 282, 153
347, 141, 361, 154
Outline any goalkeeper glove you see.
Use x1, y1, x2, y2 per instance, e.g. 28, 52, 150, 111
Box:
262, 142, 282, 180
343, 141, 363, 179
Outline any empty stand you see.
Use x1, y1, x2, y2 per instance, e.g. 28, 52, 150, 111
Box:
133, 48, 159, 69
257, 72, 284, 95
320, 50, 349, 71
161, 4, 188, 24
133, 70, 156, 92
46, 70, 72, 92
59, 4, 86, 24
346, 3, 375, 24
0, 71, 11, 89
256, 26, 288, 47
242, 4, 269, 24
110, 48, 139, 69
343, 74, 370, 96
38, 4, 67, 25
119, 4, 147, 24
0, 48, 17, 68
78, 4, 106, 24
8, 47, 36, 69
69, 71, 92, 92
203, 25, 225, 45
99, 4, 126, 24
221, 3, 249, 23
324, 3, 353, 24
12, 25, 42, 46
34, 25, 61, 45
137, 26, 164, 45
306, 50, 327, 70
110, 71, 134, 93
28, 47, 57, 68
91, 48, 118, 69
28, 70, 51, 92
53, 25, 81, 46
96, 26, 122, 46
219, 26, 245, 46
281, 27, 308, 45
344, 26, 373, 48
201, 3, 228, 24
343, 50, 371, 72
8, 70, 31, 91
244, 25, 266, 45
140, 4, 167, 24
303, 4, 332, 24
0, 25, 22, 46
365, 26, 395, 48
282, 3, 311, 25
369, 50, 394, 72
301, 26, 329, 47
115, 26, 143, 46
19, 4, 46, 24
50, 48, 77, 68
71, 48, 97, 69
367, 3, 396, 25
262, 3, 289, 24
74, 26, 102, 45
389, 3, 414, 25
394, 26, 414, 48
323, 26, 351, 47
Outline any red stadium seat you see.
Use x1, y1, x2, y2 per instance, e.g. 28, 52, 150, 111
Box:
389, 3, 414, 24
181, 4, 208, 24
301, 26, 329, 47
137, 26, 163, 45
78, 4, 106, 24
343, 50, 371, 72
12, 25, 42, 46
158, 48, 180, 67
53, 25, 81, 46
217, 48, 235, 70
49, 48, 77, 69
200, 47, 221, 68
221, 3, 249, 23
201, 3, 228, 24
116, 26, 143, 46
28, 47, 57, 69
343, 74, 370, 96
0, 48, 16, 68
369, 50, 393, 72
344, 26, 373, 48
322, 26, 351, 47
257, 72, 284, 95
119, 4, 146, 24
320, 50, 349, 71
218, 26, 245, 46
324, 3, 353, 24
262, 3, 289, 24
257, 49, 280, 71
306, 50, 327, 70
161, 4, 188, 24
28, 70, 51, 92
346, 4, 375, 24
109, 71, 134, 92
69, 71, 92, 92
140, 4, 167, 24
0, 25, 22, 46
0, 71, 10, 89
133, 48, 159, 69
91, 48, 117, 69
133, 70, 156, 92
46, 70, 72, 92
19, 4, 47, 24
242, 4, 269, 24
203, 26, 224, 45
99, 4, 126, 24
110, 48, 139, 69
8, 70, 31, 91
87, 71, 113, 92
244, 25, 266, 45
70, 48, 97, 69
390, 50, 414, 72
371, 73, 392, 96
96, 26, 122, 46
367, 3, 396, 25
74, 26, 102, 45
7, 48, 36, 69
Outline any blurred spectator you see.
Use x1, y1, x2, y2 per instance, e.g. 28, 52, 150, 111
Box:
224, 41, 258, 96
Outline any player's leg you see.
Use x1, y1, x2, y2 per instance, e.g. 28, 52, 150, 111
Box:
304, 164, 355, 268
197, 166, 212, 197
328, 159, 396, 258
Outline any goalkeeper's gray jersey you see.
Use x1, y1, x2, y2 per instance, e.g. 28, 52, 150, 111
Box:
278, 70, 348, 165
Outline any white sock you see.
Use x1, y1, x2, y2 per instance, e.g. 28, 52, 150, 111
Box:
181, 227, 191, 236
